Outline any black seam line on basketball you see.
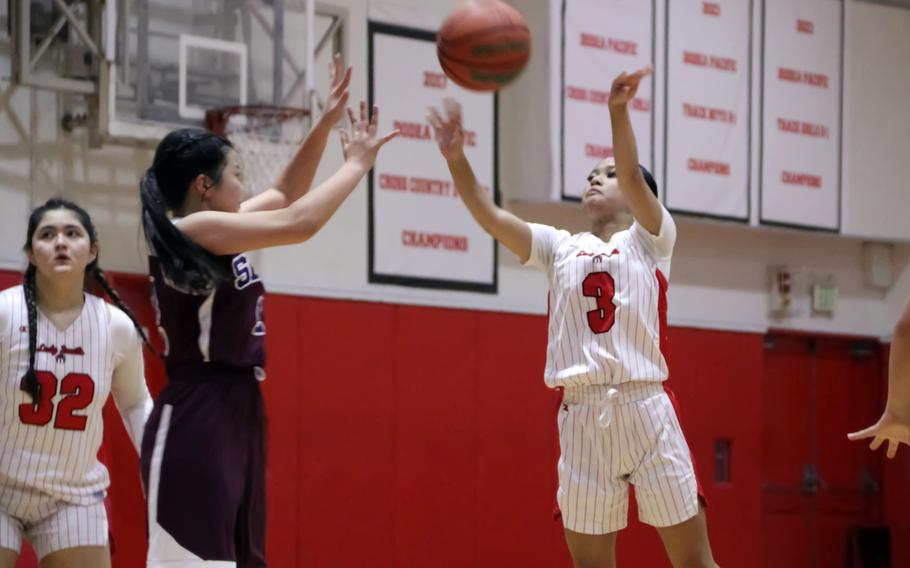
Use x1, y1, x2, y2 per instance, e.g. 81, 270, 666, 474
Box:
439, 56, 524, 82
438, 56, 473, 89
437, 46, 530, 69
437, 49, 529, 68
438, 57, 501, 91
440, 55, 521, 87
438, 42, 531, 63
440, 49, 530, 66
437, 37, 529, 59
437, 24, 530, 48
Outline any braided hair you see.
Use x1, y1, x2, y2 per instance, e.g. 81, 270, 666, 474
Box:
20, 264, 39, 401
20, 198, 154, 401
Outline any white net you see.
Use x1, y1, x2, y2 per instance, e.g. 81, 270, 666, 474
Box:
207, 106, 311, 197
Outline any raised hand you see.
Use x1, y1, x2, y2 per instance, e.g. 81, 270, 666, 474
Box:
339, 100, 400, 170
427, 98, 466, 161
848, 410, 910, 459
609, 66, 653, 111
320, 53, 352, 128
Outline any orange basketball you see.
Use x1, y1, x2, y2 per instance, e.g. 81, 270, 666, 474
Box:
436, 0, 531, 92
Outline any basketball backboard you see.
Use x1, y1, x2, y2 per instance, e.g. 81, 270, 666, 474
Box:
96, 0, 345, 147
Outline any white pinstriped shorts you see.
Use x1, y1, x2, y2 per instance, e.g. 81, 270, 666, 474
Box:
0, 489, 107, 559
557, 382, 700, 534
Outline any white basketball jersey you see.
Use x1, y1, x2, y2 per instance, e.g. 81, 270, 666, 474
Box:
0, 287, 115, 510
524, 205, 677, 389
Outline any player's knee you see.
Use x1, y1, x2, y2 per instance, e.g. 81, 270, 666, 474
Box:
671, 550, 715, 568
572, 558, 615, 568
568, 547, 616, 568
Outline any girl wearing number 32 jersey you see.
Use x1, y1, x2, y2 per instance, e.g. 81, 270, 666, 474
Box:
0, 198, 153, 568
428, 67, 719, 567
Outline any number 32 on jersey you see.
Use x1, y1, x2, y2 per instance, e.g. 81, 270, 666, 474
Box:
19, 371, 95, 431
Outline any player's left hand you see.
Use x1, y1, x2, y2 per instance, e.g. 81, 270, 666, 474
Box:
427, 98, 465, 161
320, 53, 352, 128
339, 100, 399, 170
609, 66, 653, 111
848, 410, 910, 459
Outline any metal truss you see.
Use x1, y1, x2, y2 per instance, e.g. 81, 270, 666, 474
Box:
12, 0, 110, 94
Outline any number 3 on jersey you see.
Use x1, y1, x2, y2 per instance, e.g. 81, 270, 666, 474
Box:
19, 371, 95, 431
582, 272, 616, 334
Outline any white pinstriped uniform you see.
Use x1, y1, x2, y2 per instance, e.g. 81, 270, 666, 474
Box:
0, 287, 151, 558
524, 205, 700, 534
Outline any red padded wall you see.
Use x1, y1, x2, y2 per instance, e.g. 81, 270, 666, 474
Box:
295, 298, 398, 565
0, 270, 900, 567
661, 328, 765, 568
260, 294, 302, 567
473, 311, 566, 566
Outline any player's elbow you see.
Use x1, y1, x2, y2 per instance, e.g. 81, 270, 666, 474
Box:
280, 209, 319, 243
616, 168, 645, 188
291, 221, 318, 243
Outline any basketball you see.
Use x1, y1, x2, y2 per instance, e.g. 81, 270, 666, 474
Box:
436, 0, 531, 92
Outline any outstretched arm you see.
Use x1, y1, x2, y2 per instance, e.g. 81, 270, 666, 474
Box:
608, 66, 663, 235
427, 99, 532, 262
241, 54, 352, 213
179, 102, 399, 255
848, 299, 910, 458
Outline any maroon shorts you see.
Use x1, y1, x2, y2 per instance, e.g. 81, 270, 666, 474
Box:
141, 364, 266, 567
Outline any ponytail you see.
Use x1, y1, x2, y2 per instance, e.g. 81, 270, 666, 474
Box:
139, 128, 234, 295
140, 169, 227, 294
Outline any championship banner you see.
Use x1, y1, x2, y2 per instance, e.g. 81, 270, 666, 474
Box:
664, 0, 751, 221
760, 0, 842, 230
368, 22, 498, 292
554, 0, 655, 200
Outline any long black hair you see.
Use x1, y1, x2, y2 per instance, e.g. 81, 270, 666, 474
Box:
139, 128, 234, 294
21, 198, 153, 400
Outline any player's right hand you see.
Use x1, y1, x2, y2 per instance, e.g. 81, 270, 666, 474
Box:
848, 409, 910, 459
427, 98, 465, 161
609, 66, 653, 112
340, 100, 399, 171
319, 53, 352, 128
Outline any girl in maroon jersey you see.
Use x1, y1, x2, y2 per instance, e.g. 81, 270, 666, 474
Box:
137, 56, 398, 567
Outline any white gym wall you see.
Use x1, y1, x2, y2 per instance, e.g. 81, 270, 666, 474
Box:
0, 0, 908, 337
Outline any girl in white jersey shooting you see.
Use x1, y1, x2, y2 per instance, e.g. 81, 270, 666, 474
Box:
0, 198, 152, 568
428, 68, 718, 567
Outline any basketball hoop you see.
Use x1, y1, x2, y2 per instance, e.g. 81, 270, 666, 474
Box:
205, 105, 312, 197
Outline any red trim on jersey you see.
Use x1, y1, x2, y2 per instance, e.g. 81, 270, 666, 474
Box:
662, 386, 708, 507
546, 292, 564, 522
656, 269, 670, 364
656, 269, 707, 507
552, 386, 565, 521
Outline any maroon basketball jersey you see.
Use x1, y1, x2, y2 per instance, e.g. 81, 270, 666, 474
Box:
149, 253, 265, 372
